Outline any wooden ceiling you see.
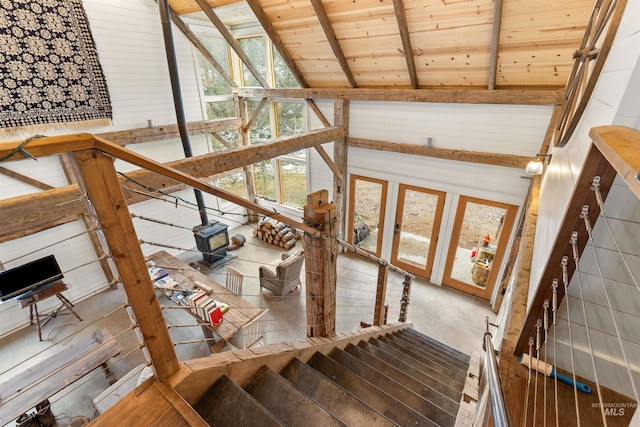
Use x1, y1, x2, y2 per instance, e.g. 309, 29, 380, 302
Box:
170, 0, 594, 90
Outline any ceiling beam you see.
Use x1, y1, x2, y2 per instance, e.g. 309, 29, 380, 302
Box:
0, 128, 342, 241
168, 9, 237, 88
488, 0, 504, 90
393, 0, 418, 89
0, 166, 53, 190
234, 87, 564, 105
98, 118, 241, 146
193, 0, 270, 88
309, 0, 357, 88
245, 0, 309, 88
348, 137, 530, 169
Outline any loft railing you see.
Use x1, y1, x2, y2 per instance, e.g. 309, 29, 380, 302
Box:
514, 126, 640, 426
338, 238, 414, 324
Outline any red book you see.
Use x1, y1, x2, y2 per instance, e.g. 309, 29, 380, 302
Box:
209, 306, 223, 326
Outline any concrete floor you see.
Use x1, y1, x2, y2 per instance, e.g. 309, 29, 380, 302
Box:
0, 224, 495, 425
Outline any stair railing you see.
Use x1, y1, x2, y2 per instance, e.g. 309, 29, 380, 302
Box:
338, 238, 414, 324
481, 317, 513, 427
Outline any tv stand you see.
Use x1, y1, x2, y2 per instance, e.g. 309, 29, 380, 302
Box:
18, 281, 82, 341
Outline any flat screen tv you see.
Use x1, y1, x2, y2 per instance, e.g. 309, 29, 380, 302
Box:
0, 255, 63, 302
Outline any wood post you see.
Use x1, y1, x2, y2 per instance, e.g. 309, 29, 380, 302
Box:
399, 274, 412, 322
74, 149, 179, 380
237, 96, 258, 223
373, 263, 390, 326
59, 153, 118, 290
333, 99, 349, 246
303, 190, 337, 337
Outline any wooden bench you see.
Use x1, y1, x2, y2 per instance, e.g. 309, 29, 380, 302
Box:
0, 328, 122, 426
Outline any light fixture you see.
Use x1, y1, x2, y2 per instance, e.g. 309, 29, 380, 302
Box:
525, 154, 552, 175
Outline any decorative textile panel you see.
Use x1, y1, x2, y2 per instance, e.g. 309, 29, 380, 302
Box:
0, 0, 112, 139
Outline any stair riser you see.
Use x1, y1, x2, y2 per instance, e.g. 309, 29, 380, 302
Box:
308, 352, 436, 427
389, 332, 469, 370
377, 336, 467, 383
368, 338, 465, 393
385, 334, 469, 373
398, 329, 470, 363
328, 348, 456, 426
280, 358, 396, 427
344, 343, 460, 416
245, 366, 346, 427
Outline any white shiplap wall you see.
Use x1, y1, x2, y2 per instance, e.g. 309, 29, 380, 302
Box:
308, 99, 550, 297
521, 0, 640, 397
0, 0, 222, 338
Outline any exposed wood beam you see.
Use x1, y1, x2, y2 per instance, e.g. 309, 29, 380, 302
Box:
59, 153, 118, 290
333, 99, 349, 244
74, 148, 179, 380
306, 99, 331, 128
245, 0, 309, 88
0, 166, 53, 190
168, 9, 237, 88
0, 186, 84, 243
243, 97, 269, 132
393, 0, 418, 89
237, 96, 258, 223
348, 137, 530, 169
98, 118, 241, 146
234, 87, 564, 105
0, 128, 342, 241
193, 0, 270, 88
313, 145, 342, 182
309, 0, 357, 88
95, 137, 321, 235
209, 132, 232, 149
488, 0, 504, 90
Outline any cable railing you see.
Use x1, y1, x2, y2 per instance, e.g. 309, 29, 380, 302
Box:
512, 127, 640, 426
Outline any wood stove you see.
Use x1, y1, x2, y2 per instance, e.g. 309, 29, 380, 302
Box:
193, 221, 229, 266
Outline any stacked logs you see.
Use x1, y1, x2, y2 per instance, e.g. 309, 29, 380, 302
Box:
253, 217, 298, 249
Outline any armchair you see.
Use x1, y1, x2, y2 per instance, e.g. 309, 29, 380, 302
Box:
259, 250, 304, 300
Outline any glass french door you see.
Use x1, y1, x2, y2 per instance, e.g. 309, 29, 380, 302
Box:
443, 196, 518, 300
347, 175, 388, 257
390, 184, 446, 278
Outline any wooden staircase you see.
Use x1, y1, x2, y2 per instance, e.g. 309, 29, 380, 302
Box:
192, 328, 471, 426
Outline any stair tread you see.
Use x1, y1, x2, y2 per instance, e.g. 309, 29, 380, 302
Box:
365, 338, 465, 396
399, 329, 470, 363
193, 375, 284, 427
343, 343, 460, 416
280, 358, 397, 427
390, 331, 470, 369
381, 334, 469, 378
375, 336, 467, 385
245, 366, 347, 427
328, 348, 456, 426
307, 351, 438, 427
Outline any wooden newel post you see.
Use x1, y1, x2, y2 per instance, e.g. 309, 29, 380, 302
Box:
74, 149, 179, 380
303, 190, 337, 337
373, 263, 390, 326
399, 274, 412, 322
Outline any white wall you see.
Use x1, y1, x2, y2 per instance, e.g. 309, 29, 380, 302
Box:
521, 0, 640, 397
308, 99, 548, 298
0, 0, 240, 338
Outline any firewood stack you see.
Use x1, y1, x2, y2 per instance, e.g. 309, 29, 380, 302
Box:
253, 217, 298, 250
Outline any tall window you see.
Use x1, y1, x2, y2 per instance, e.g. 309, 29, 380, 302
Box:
194, 31, 307, 210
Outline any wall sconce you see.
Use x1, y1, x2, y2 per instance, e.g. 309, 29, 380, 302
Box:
525, 154, 552, 175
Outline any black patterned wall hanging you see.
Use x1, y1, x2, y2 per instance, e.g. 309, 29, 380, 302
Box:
0, 0, 112, 139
